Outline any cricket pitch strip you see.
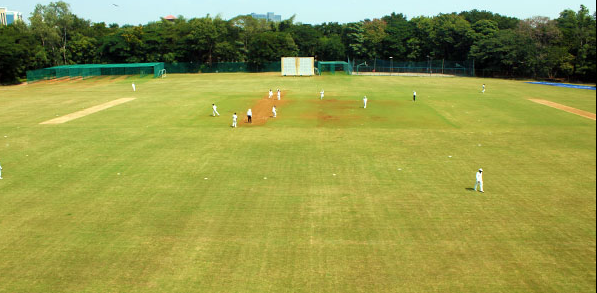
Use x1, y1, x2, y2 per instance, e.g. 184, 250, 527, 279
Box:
40, 98, 136, 125
529, 99, 596, 121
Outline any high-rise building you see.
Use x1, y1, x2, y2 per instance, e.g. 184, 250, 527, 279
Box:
0, 7, 23, 26
250, 12, 281, 22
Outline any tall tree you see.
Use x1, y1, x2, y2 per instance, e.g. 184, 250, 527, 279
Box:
381, 13, 411, 59
343, 22, 367, 59
362, 18, 387, 59
557, 5, 596, 80
247, 32, 298, 70
29, 1, 74, 65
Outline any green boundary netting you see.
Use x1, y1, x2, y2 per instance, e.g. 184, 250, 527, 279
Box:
27, 63, 165, 83
27, 61, 286, 82
317, 61, 352, 75
163, 62, 281, 74
352, 59, 474, 76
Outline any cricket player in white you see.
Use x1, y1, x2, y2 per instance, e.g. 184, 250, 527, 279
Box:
474, 168, 484, 193
212, 104, 220, 116
269, 89, 273, 99
0, 161, 3, 179
482, 84, 485, 93
272, 106, 277, 118
363, 96, 368, 108
247, 108, 252, 123
320, 89, 324, 100
232, 113, 237, 127
132, 83, 136, 92
277, 89, 281, 100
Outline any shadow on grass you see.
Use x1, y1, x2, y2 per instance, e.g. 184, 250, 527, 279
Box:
465, 188, 476, 191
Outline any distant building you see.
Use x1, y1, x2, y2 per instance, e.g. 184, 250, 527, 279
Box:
250, 12, 281, 22
163, 15, 177, 22
0, 7, 23, 26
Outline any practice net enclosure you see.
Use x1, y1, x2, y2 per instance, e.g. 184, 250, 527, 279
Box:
281, 57, 314, 76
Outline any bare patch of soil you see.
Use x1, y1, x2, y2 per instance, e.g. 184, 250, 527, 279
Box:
240, 92, 289, 126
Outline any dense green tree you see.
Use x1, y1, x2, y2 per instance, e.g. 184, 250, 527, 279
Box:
247, 32, 298, 70
343, 22, 367, 59
29, 1, 74, 65
408, 16, 434, 60
430, 13, 475, 60
316, 35, 345, 60
362, 18, 387, 59
459, 9, 519, 30
288, 24, 322, 57
3, 1, 595, 83
381, 13, 411, 59
0, 23, 38, 83
557, 5, 596, 80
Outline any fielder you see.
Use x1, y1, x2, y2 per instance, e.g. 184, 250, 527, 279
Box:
272, 106, 277, 118
474, 168, 484, 193
363, 96, 368, 108
232, 113, 237, 128
269, 89, 273, 99
413, 91, 416, 101
0, 161, 3, 179
482, 84, 486, 94
212, 104, 220, 116
277, 89, 281, 100
132, 83, 136, 92
247, 108, 252, 123
320, 89, 325, 100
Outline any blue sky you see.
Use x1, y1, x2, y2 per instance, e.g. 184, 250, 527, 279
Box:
3, 0, 595, 25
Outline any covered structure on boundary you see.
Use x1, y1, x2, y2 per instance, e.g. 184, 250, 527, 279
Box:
26, 63, 165, 83
317, 61, 352, 75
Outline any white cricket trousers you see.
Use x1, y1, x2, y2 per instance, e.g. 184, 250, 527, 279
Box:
213, 109, 220, 116
474, 181, 483, 192
232, 120, 237, 127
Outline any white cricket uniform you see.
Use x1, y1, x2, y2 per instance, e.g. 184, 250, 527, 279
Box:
320, 90, 324, 100
474, 171, 484, 192
363, 97, 368, 108
212, 105, 220, 116
232, 114, 237, 127
269, 90, 273, 99
132, 83, 136, 92
277, 90, 281, 100
482, 85, 485, 93
0, 162, 3, 179
272, 107, 277, 117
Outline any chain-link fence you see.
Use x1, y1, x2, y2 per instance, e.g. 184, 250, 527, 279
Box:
351, 59, 474, 76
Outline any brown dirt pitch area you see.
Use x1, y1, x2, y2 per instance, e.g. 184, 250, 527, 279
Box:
40, 98, 136, 125
240, 91, 289, 126
529, 99, 596, 121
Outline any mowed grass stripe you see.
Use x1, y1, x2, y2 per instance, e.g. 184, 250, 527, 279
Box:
40, 98, 136, 125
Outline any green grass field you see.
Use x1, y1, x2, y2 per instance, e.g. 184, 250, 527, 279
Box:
0, 73, 595, 293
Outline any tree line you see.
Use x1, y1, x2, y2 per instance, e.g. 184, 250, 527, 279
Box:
0, 1, 595, 83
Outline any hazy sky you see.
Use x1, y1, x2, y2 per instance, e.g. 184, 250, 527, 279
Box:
3, 0, 595, 25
